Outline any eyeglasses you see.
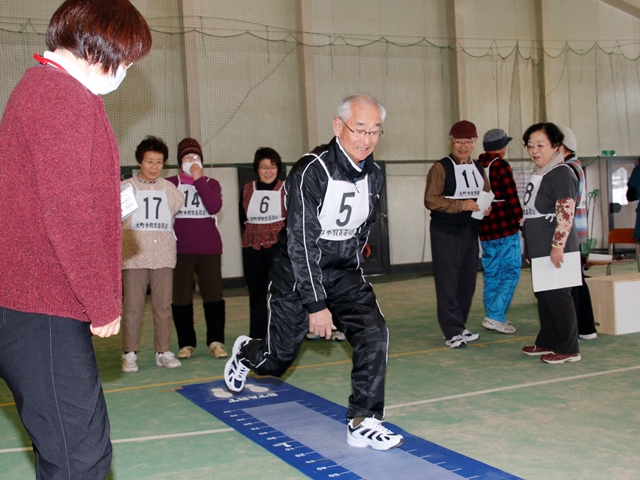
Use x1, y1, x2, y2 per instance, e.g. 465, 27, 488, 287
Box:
525, 143, 550, 151
258, 165, 278, 171
452, 140, 475, 147
340, 119, 383, 138
142, 159, 164, 167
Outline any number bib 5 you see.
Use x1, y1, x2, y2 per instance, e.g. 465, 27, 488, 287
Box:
130, 187, 172, 231
444, 157, 484, 199
318, 176, 369, 241
246, 183, 284, 224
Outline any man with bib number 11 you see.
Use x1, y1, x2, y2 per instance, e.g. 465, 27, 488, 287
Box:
424, 120, 491, 349
225, 94, 404, 451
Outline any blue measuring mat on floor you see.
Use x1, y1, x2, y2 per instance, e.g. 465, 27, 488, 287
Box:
178, 377, 521, 480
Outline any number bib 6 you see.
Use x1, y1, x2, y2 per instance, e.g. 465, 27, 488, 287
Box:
318, 176, 369, 241
246, 183, 284, 224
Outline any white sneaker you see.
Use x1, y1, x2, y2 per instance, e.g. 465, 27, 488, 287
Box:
482, 317, 517, 334
579, 332, 597, 340
224, 335, 252, 393
346, 417, 404, 451
122, 352, 138, 373
331, 331, 347, 342
462, 329, 480, 342
156, 351, 182, 369
445, 335, 467, 349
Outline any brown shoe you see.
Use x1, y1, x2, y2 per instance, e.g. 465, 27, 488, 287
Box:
522, 345, 554, 356
540, 353, 581, 364
209, 342, 228, 359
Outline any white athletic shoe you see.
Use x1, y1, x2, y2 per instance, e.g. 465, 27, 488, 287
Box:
156, 351, 182, 369
462, 329, 480, 343
331, 331, 347, 342
224, 335, 252, 393
122, 352, 138, 373
482, 317, 517, 334
445, 335, 467, 349
346, 417, 404, 451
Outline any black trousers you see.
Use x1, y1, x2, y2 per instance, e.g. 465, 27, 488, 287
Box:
571, 270, 597, 336
242, 271, 389, 420
242, 245, 278, 339
534, 287, 580, 354
430, 224, 479, 340
0, 307, 111, 479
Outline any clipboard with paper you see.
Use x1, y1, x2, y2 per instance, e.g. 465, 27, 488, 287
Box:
531, 251, 582, 292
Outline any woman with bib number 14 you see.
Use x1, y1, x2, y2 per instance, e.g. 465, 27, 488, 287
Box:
167, 138, 227, 360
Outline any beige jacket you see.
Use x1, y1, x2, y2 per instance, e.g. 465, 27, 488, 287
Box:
121, 176, 184, 270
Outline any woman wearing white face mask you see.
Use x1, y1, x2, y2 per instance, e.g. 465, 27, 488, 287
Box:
166, 138, 226, 360
0, 0, 151, 477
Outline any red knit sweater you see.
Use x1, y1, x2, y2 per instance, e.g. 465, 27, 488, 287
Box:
0, 64, 122, 327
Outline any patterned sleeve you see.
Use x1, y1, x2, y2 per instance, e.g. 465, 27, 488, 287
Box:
552, 197, 575, 249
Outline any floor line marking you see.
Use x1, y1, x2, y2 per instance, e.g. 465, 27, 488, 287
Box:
0, 428, 236, 454
386, 364, 640, 410
2, 365, 639, 454
0, 337, 533, 407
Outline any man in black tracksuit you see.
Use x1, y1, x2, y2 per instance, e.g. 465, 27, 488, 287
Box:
225, 94, 404, 451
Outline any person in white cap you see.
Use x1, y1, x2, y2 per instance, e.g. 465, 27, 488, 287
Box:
477, 129, 523, 335
559, 126, 597, 340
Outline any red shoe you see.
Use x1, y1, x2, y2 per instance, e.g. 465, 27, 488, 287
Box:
540, 353, 581, 364
522, 345, 554, 356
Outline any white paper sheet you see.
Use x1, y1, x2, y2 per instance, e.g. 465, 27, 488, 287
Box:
121, 183, 139, 220
531, 251, 583, 292
471, 190, 495, 220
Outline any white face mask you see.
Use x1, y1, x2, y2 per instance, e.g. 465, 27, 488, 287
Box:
86, 65, 127, 95
182, 161, 203, 176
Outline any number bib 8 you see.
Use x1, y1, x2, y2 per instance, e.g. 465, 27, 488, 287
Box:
318, 176, 369, 241
246, 184, 284, 224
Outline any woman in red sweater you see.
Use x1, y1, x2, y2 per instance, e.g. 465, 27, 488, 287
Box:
0, 1, 151, 478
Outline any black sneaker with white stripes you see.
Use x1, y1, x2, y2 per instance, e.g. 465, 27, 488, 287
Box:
346, 417, 404, 451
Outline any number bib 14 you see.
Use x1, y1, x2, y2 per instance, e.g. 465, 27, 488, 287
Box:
176, 184, 214, 219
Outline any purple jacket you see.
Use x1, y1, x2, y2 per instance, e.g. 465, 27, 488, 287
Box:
167, 173, 223, 254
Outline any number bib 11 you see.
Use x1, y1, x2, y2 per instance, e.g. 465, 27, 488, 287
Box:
445, 157, 483, 199
246, 183, 284, 224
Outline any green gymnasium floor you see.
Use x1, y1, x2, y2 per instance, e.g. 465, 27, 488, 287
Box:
2, 264, 640, 479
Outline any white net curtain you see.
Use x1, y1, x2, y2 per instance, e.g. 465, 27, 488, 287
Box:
2, 0, 640, 272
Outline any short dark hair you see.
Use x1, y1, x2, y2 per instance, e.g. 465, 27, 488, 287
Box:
522, 122, 564, 148
253, 147, 282, 174
135, 136, 169, 164
46, 0, 152, 75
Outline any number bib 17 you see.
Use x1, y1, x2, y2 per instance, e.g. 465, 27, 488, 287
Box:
130, 188, 172, 231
